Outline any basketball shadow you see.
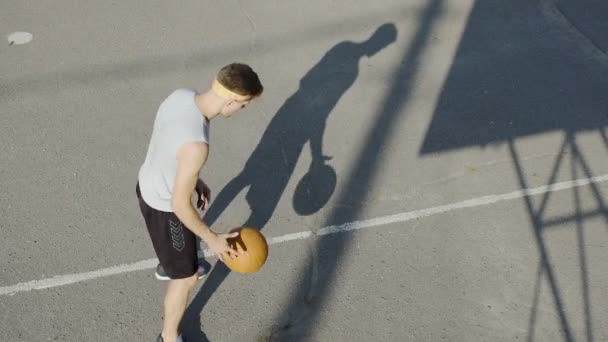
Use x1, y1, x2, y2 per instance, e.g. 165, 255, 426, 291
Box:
180, 23, 398, 340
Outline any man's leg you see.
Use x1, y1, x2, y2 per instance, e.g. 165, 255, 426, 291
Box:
161, 273, 198, 342
137, 184, 201, 341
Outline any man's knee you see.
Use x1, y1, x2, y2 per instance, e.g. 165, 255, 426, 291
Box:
170, 272, 198, 289
183, 272, 198, 287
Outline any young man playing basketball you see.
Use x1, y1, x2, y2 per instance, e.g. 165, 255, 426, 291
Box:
136, 63, 263, 342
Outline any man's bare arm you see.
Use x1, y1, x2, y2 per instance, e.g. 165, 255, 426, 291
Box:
172, 142, 238, 259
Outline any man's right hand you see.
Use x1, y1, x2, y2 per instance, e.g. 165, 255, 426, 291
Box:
204, 231, 242, 261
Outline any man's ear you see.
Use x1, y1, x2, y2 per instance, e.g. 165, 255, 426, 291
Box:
220, 99, 232, 112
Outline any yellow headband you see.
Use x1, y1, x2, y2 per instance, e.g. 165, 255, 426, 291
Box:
212, 79, 251, 101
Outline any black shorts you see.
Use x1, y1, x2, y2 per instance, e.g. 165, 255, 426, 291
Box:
136, 183, 198, 279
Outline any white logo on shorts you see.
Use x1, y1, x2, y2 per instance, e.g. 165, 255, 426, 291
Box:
169, 220, 185, 252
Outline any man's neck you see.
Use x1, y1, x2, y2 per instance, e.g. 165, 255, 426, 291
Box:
195, 92, 221, 121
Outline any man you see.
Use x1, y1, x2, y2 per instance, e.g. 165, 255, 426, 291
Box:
136, 63, 263, 342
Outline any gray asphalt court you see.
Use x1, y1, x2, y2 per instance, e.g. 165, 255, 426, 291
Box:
1, 0, 607, 341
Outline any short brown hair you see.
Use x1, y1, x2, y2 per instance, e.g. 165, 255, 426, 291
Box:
216, 63, 263, 98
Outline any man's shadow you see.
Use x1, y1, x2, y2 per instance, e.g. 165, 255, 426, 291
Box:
181, 23, 397, 340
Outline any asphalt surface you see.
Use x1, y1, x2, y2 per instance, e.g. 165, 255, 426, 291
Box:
1, 0, 607, 341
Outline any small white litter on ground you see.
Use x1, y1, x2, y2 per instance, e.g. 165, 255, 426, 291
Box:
7, 31, 33, 45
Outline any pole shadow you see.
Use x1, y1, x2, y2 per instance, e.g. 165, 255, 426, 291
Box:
180, 23, 398, 340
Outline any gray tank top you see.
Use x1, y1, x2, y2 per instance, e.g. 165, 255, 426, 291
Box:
138, 88, 210, 212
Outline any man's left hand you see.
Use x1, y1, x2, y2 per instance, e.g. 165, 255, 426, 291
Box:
196, 179, 211, 210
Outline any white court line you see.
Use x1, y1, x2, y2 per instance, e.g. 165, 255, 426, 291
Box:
1, 174, 607, 297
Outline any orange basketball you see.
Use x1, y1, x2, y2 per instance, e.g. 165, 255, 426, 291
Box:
223, 227, 268, 273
